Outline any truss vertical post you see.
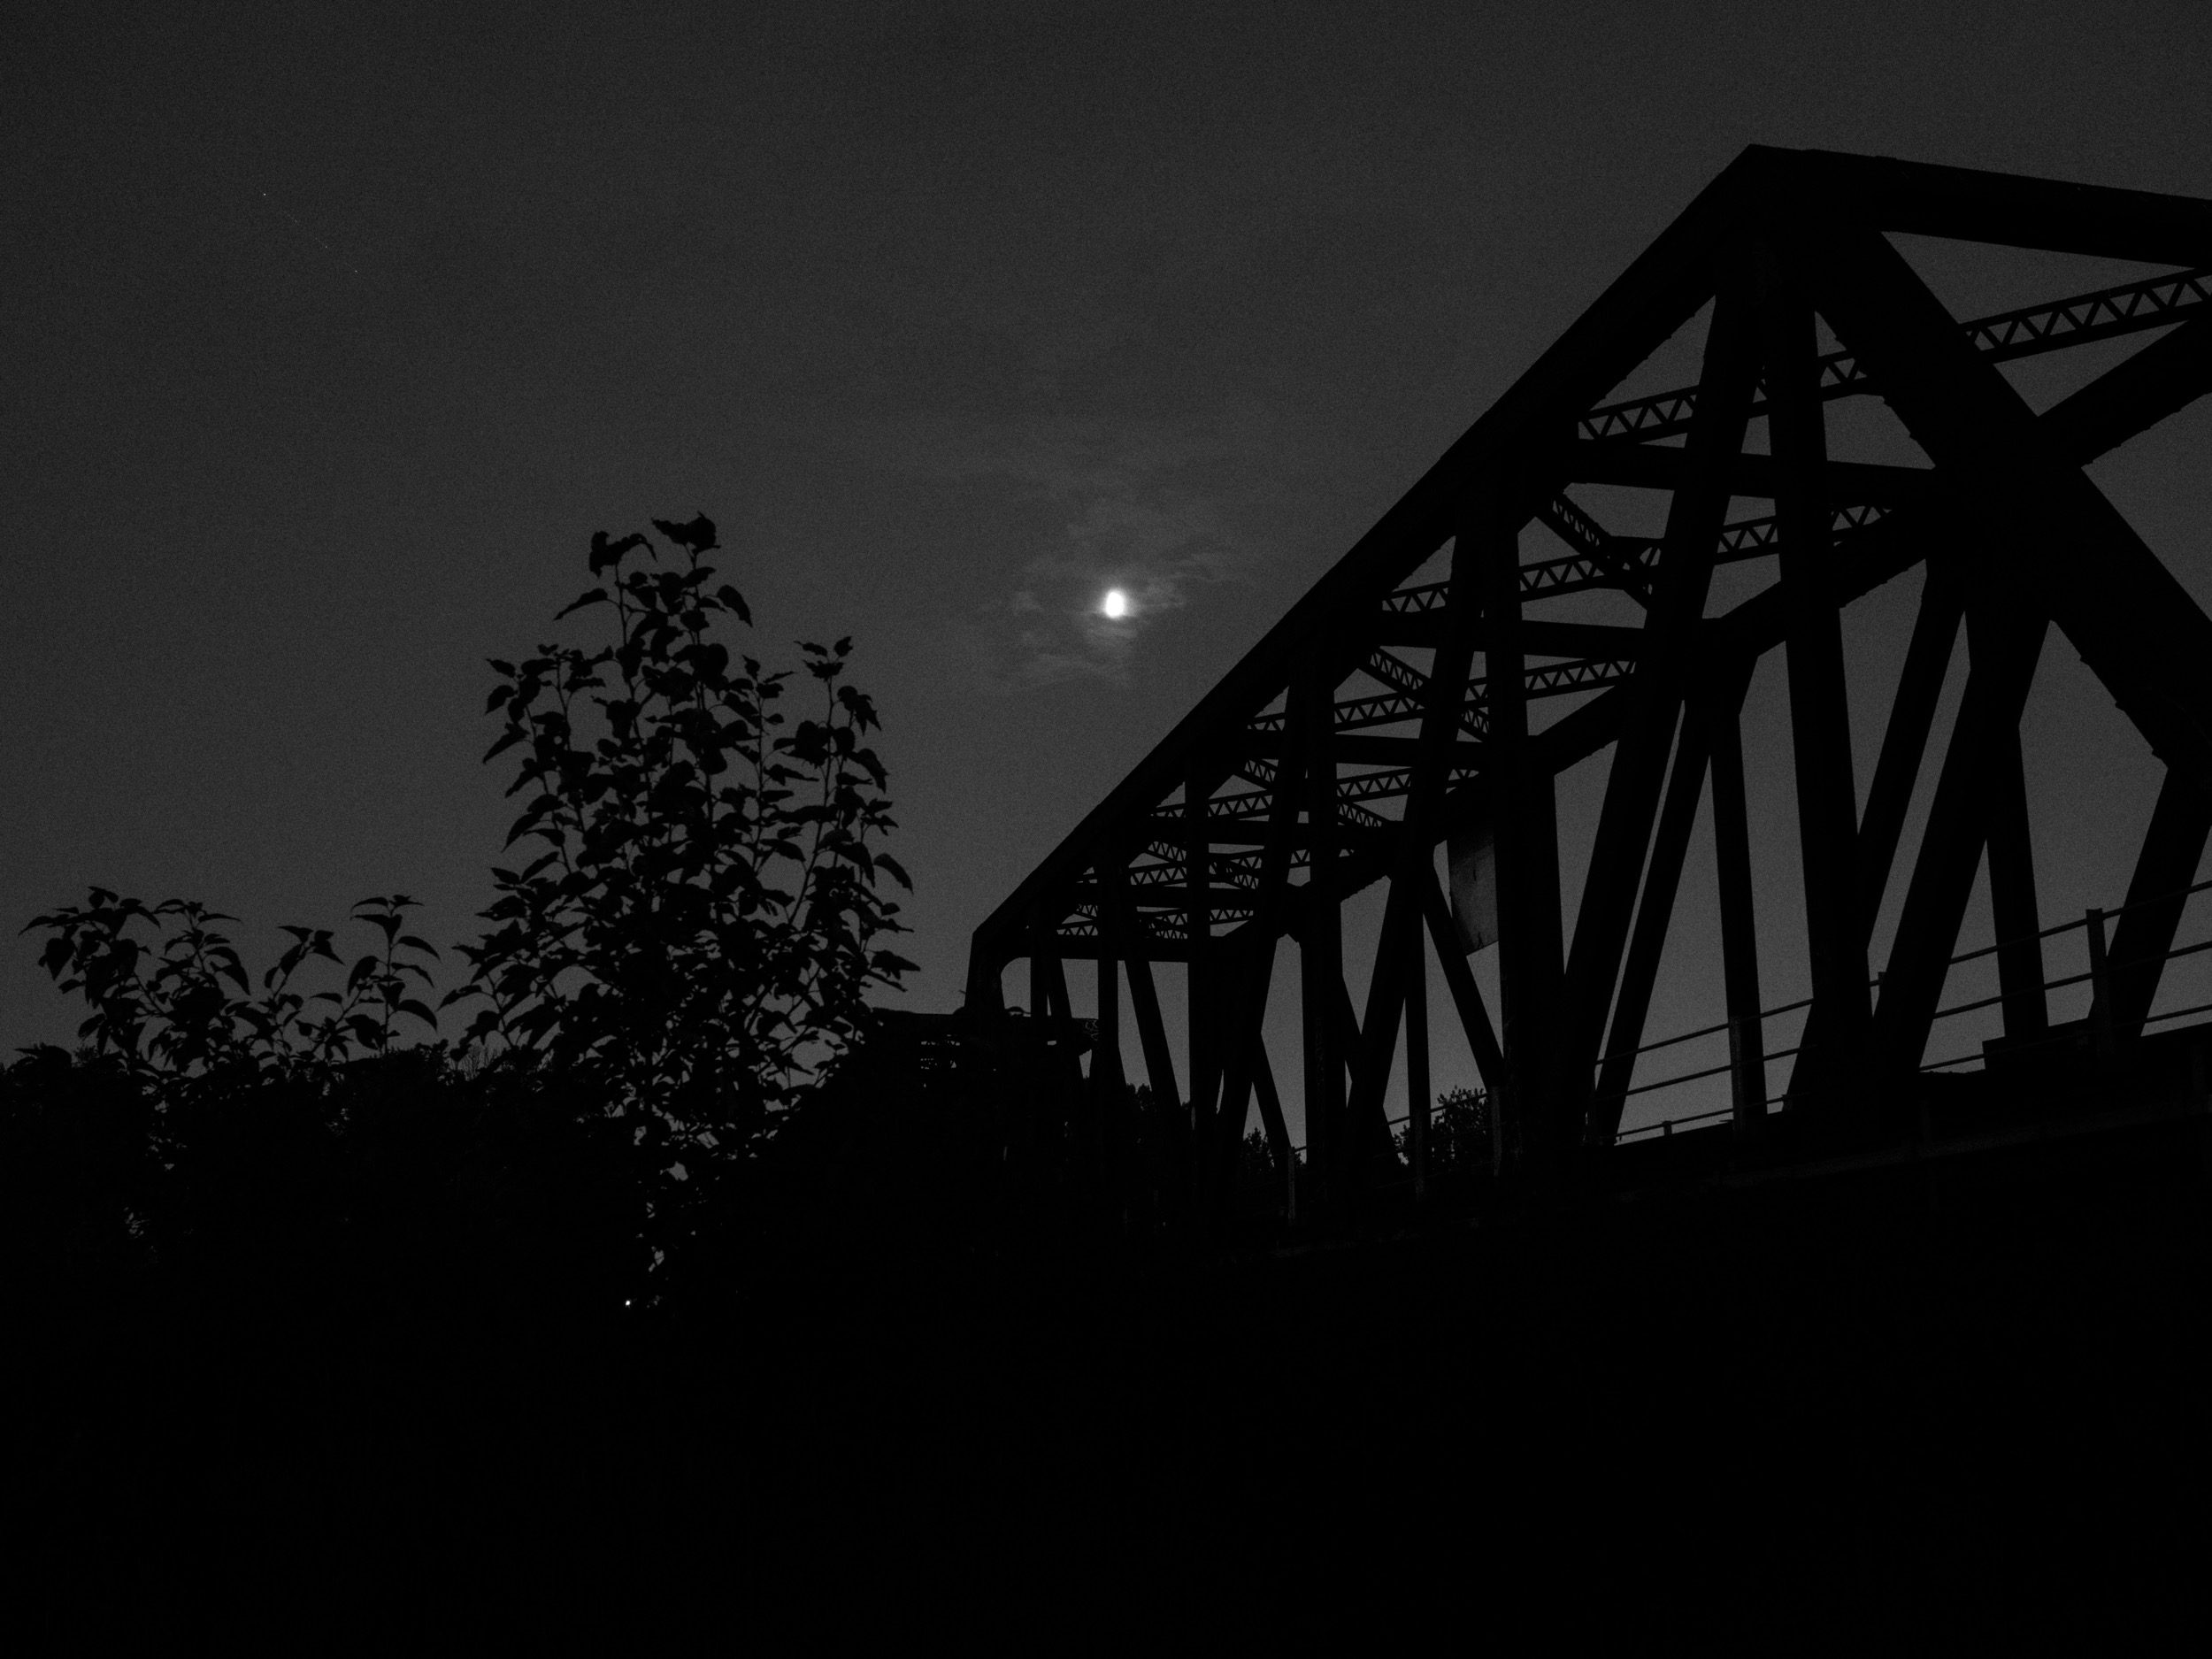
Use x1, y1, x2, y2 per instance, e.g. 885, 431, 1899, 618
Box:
1094, 912, 1122, 1087
1476, 481, 1564, 1164
1708, 674, 1767, 1126
1128, 953, 1179, 1110
1761, 249, 1870, 1097
1023, 908, 1046, 1018
1985, 723, 2048, 1041
1206, 710, 1307, 1225
1029, 900, 1072, 1026
1297, 667, 1345, 1205
1203, 930, 1279, 1230
1859, 562, 1963, 941
1563, 280, 1760, 1139
1335, 957, 1394, 1185
1253, 1043, 1296, 1220
1108, 864, 1182, 1121
1868, 613, 2048, 1083
1590, 680, 1718, 1142
1094, 911, 1125, 1214
1419, 868, 1506, 1090
1333, 979, 1364, 1097
1789, 558, 1963, 1090
1348, 511, 1483, 1187
1185, 765, 1218, 1159
1201, 931, 1256, 1226
1025, 902, 1079, 1172
2097, 770, 2212, 1040
965, 918, 1008, 1014
2086, 908, 2116, 1060
1406, 910, 1431, 1201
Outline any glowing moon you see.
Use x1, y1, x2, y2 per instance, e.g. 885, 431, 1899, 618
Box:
1102, 588, 1131, 619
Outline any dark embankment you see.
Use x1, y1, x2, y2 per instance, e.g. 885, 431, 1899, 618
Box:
8, 1040, 2208, 1647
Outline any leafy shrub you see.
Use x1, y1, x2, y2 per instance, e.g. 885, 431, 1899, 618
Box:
449, 512, 914, 1156
13, 511, 917, 1294
1393, 1085, 1494, 1178
23, 893, 441, 1096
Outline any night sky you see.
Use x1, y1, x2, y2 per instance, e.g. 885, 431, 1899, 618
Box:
12, 3, 2212, 1132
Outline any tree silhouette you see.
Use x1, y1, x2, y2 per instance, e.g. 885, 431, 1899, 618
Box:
15, 511, 918, 1303
448, 512, 915, 1162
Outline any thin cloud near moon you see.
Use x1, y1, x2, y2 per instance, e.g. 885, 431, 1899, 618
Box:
866, 408, 1283, 687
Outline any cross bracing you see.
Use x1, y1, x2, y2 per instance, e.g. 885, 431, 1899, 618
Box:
1576, 264, 2212, 443
968, 147, 2212, 1226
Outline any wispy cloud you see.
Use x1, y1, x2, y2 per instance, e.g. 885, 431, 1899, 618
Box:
869, 406, 1285, 686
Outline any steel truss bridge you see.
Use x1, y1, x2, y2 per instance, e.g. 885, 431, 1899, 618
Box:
965, 147, 2212, 1225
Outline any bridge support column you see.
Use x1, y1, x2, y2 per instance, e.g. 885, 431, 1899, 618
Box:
1563, 277, 1759, 1143
1108, 864, 1182, 1122
1592, 680, 1717, 1143
1094, 915, 1125, 1213
1868, 609, 2047, 1083
1476, 484, 1564, 1165
1419, 870, 1504, 1093
1762, 253, 1871, 1100
1298, 666, 1344, 1206
1709, 677, 1767, 1127
1406, 910, 1431, 1200
1207, 710, 1307, 1227
2098, 769, 2212, 1041
1185, 765, 1218, 1168
1347, 487, 1483, 1194
1985, 722, 2048, 1042
1858, 562, 1963, 940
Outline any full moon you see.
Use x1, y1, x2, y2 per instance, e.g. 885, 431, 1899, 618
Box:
1102, 588, 1130, 619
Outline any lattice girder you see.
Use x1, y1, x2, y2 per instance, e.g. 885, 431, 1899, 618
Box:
968, 147, 2212, 1224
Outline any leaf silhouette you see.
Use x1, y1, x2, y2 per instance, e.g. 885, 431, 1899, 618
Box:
652, 514, 718, 554
589, 531, 647, 574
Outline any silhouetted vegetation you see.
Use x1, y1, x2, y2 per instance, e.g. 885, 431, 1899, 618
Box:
1391, 1083, 1494, 1177
456, 513, 913, 1128
8, 518, 2209, 1645
4, 514, 954, 1640
12, 515, 917, 1302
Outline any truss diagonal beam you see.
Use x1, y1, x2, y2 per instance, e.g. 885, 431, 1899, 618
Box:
1345, 489, 1486, 1189
1856, 562, 1963, 939
1798, 224, 2212, 791
1561, 280, 1762, 1137
2096, 770, 2212, 1041
1761, 242, 1870, 1088
1588, 667, 1727, 1143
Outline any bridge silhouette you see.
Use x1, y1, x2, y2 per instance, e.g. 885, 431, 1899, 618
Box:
965, 147, 2212, 1232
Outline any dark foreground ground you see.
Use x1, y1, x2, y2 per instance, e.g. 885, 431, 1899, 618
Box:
12, 1085, 2211, 1650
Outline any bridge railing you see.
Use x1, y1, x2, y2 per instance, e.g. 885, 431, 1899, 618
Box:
1263, 873, 2212, 1162
1607, 871, 2212, 1142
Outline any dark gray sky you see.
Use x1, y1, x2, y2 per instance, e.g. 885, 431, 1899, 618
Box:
11, 1, 2212, 1118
